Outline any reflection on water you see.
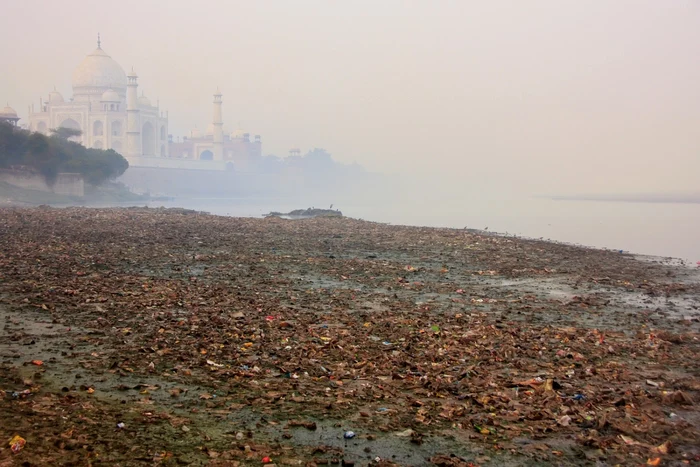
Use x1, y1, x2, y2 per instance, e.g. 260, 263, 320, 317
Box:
136, 196, 699, 264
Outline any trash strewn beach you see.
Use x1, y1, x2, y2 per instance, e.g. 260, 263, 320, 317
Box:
0, 207, 698, 466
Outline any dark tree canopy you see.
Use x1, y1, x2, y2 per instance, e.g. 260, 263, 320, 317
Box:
0, 122, 129, 186
50, 127, 83, 140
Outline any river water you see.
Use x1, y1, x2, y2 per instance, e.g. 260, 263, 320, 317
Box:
135, 194, 700, 265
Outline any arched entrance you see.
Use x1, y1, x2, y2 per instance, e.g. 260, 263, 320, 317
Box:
200, 150, 213, 160
142, 122, 155, 155
37, 121, 47, 134
59, 118, 81, 141
60, 118, 80, 130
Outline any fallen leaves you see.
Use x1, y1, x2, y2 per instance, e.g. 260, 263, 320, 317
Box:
1, 207, 699, 466
662, 390, 694, 406
287, 420, 317, 430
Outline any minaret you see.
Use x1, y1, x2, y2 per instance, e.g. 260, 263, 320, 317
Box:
213, 89, 224, 161
126, 68, 141, 158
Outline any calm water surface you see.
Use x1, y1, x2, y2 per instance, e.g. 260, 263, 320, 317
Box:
139, 196, 700, 265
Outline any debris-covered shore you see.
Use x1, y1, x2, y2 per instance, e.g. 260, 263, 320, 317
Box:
0, 207, 698, 466
264, 208, 343, 219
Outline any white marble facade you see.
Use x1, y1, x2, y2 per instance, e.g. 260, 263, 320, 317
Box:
27, 37, 170, 163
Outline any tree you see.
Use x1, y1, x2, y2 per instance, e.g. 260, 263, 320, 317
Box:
259, 155, 283, 173
0, 122, 129, 187
50, 127, 82, 140
303, 148, 335, 173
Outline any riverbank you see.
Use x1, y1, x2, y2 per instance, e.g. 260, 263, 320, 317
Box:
1, 207, 698, 466
0, 180, 167, 207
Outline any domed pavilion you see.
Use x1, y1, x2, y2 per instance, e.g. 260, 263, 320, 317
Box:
0, 104, 20, 126
27, 35, 169, 159
24, 35, 262, 171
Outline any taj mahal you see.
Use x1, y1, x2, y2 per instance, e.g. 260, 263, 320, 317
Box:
24, 36, 261, 171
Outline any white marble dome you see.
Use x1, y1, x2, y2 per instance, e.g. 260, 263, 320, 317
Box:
100, 89, 120, 102
72, 47, 127, 95
48, 90, 64, 104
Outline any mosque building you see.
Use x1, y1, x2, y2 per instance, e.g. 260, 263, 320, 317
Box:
24, 36, 261, 171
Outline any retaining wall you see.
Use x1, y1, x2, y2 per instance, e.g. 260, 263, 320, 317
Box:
0, 169, 84, 197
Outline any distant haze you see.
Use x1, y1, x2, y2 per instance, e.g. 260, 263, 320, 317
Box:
2, 0, 699, 195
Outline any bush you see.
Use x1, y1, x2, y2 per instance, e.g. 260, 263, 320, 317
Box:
0, 122, 129, 186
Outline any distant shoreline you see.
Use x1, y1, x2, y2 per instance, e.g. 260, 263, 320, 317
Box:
547, 195, 700, 205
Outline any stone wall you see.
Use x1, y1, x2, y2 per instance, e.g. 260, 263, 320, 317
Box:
0, 169, 85, 197
125, 155, 228, 171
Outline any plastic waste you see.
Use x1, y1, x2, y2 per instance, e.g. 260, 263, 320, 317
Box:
557, 415, 572, 426
8, 389, 32, 399
343, 431, 356, 439
8, 435, 26, 453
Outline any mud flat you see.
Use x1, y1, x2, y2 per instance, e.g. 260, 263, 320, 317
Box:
1, 207, 699, 466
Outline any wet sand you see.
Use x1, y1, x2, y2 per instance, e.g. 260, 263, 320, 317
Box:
1, 207, 699, 466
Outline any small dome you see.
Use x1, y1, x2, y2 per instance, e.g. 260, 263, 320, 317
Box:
230, 129, 247, 139
72, 46, 127, 95
100, 89, 120, 102
0, 105, 18, 118
48, 90, 64, 104
138, 94, 152, 107
190, 127, 202, 138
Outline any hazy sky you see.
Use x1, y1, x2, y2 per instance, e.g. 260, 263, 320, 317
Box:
2, 1, 698, 194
